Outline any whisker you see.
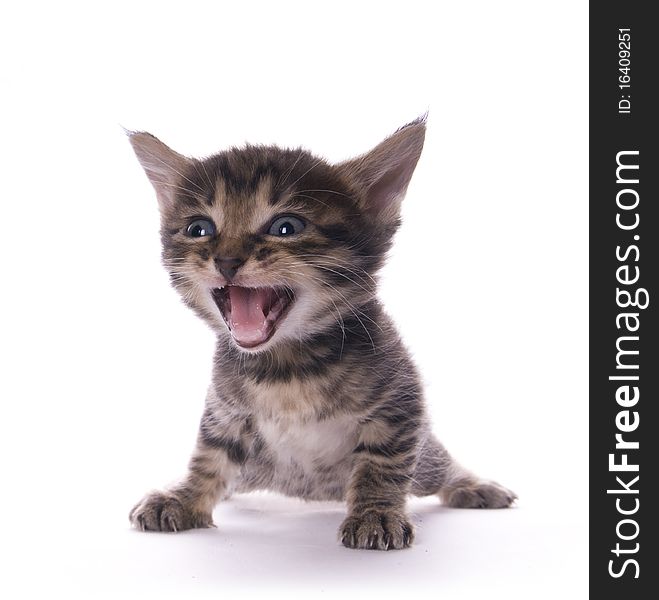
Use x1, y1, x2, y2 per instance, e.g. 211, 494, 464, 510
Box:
290, 193, 332, 209
286, 158, 326, 190
275, 149, 306, 190
294, 188, 353, 199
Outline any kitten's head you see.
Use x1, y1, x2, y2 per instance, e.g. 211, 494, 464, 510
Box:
129, 118, 425, 352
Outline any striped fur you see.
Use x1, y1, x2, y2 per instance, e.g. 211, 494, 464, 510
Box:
128, 118, 515, 550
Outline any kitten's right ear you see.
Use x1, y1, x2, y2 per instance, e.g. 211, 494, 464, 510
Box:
128, 131, 190, 212
336, 116, 426, 227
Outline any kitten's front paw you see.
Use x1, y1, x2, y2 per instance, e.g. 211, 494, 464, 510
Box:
129, 491, 213, 532
340, 510, 414, 550
443, 480, 517, 509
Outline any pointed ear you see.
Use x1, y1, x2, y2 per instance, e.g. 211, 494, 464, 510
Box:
337, 116, 426, 223
128, 131, 191, 212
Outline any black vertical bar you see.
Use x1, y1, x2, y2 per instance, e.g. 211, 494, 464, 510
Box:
590, 2, 658, 597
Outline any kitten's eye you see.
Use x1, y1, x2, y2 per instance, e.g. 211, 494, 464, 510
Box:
268, 215, 305, 237
186, 218, 216, 238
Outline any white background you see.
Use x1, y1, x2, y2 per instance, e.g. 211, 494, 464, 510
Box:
0, 1, 588, 598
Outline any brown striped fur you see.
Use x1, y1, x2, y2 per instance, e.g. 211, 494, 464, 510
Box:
128, 118, 515, 550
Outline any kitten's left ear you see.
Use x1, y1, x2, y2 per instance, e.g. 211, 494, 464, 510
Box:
128, 131, 191, 212
337, 116, 426, 223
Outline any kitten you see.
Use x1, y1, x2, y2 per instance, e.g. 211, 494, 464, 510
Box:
128, 117, 515, 550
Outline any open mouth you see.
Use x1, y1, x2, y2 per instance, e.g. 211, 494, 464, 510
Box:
211, 286, 295, 349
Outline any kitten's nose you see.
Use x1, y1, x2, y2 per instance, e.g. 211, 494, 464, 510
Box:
215, 256, 245, 281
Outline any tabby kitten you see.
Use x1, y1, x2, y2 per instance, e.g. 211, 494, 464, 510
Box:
128, 118, 515, 550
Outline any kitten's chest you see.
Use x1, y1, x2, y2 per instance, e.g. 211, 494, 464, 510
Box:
256, 413, 359, 471
249, 379, 359, 470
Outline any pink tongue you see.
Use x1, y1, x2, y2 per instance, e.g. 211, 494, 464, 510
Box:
227, 287, 273, 345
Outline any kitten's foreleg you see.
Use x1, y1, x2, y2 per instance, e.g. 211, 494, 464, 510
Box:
129, 433, 242, 532
340, 427, 418, 550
